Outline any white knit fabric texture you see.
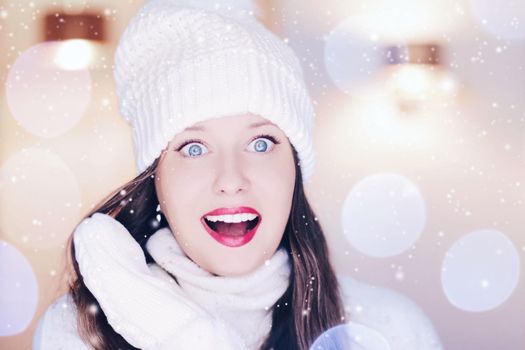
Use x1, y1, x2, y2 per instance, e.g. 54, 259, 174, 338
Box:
34, 214, 444, 349
114, 0, 316, 183
73, 213, 236, 349
72, 213, 291, 349
145, 227, 291, 349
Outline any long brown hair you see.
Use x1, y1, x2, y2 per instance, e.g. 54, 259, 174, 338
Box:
65, 146, 346, 350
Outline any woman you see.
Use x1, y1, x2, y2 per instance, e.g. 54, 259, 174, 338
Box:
34, 1, 443, 349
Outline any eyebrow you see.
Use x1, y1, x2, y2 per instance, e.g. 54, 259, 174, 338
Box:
184, 120, 275, 132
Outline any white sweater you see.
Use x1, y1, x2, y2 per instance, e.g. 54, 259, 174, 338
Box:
34, 221, 443, 350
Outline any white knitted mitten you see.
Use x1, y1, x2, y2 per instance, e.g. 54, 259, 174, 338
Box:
73, 212, 245, 350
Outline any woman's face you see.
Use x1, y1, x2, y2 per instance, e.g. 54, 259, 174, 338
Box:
155, 113, 296, 276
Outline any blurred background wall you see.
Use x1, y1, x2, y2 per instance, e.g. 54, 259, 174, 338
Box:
0, 0, 524, 349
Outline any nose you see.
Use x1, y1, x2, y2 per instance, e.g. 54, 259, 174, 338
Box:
213, 153, 250, 195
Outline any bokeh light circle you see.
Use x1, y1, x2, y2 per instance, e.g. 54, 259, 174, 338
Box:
5, 41, 92, 138
0, 241, 39, 336
0, 148, 82, 249
441, 229, 520, 312
323, 17, 386, 97
341, 173, 426, 258
468, 0, 525, 40
310, 322, 391, 350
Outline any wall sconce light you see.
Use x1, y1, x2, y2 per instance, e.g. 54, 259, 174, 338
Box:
43, 12, 107, 70
382, 43, 458, 114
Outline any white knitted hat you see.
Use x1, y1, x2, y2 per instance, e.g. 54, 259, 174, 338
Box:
114, 0, 316, 183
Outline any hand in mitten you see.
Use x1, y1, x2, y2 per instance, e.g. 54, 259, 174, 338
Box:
73, 212, 246, 350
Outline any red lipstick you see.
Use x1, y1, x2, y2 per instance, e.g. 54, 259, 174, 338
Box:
201, 207, 261, 248
203, 207, 258, 216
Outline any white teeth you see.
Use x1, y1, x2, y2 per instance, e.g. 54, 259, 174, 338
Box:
205, 213, 258, 223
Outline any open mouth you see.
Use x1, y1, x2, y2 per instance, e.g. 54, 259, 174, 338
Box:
203, 216, 260, 236
201, 208, 262, 247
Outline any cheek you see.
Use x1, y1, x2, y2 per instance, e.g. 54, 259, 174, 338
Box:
255, 153, 295, 216
157, 167, 202, 222
260, 151, 296, 190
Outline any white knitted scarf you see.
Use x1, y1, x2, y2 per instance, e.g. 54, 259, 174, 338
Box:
144, 227, 292, 349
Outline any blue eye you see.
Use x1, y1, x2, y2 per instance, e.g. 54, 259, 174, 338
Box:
249, 135, 278, 153
175, 134, 281, 158
177, 140, 208, 158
